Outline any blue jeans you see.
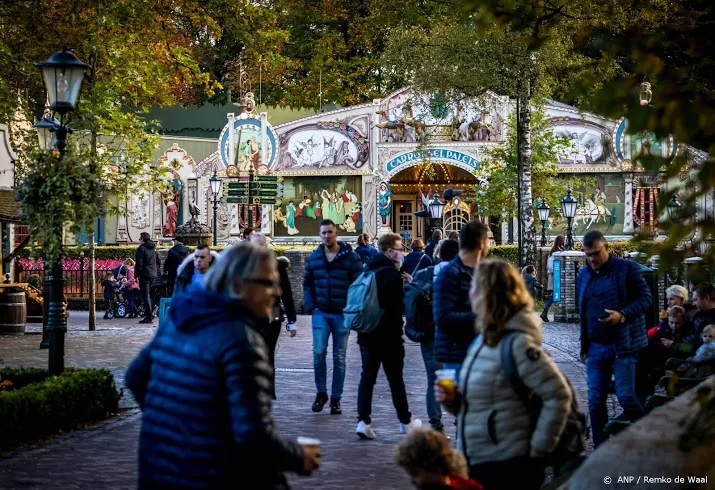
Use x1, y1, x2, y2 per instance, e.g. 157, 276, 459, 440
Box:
420, 342, 442, 429
312, 310, 350, 399
586, 342, 645, 447
542, 293, 554, 316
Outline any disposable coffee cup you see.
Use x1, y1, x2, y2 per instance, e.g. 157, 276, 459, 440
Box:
297, 437, 321, 449
435, 369, 456, 390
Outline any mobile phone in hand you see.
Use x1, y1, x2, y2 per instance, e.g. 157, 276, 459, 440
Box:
598, 313, 610, 322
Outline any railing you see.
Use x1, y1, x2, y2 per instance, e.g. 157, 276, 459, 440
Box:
15, 258, 123, 298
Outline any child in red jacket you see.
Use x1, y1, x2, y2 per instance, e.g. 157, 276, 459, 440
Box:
395, 427, 483, 490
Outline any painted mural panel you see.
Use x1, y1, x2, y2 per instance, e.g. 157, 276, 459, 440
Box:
274, 119, 369, 173
274, 176, 363, 236
378, 89, 507, 143
551, 117, 619, 169
551, 174, 626, 235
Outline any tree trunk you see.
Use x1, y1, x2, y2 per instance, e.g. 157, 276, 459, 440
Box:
88, 234, 96, 331
517, 81, 536, 267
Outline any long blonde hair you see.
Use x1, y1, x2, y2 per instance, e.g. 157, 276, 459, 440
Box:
472, 259, 533, 347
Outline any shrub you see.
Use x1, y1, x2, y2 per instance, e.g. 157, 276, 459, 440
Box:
488, 245, 519, 264
0, 368, 121, 448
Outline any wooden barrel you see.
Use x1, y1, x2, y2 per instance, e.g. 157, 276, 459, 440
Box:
0, 290, 27, 334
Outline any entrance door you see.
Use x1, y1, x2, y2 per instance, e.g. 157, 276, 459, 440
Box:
394, 201, 415, 242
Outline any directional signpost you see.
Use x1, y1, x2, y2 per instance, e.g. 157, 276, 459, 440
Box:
226, 173, 283, 228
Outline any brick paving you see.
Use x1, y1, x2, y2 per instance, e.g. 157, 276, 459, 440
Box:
0, 313, 597, 490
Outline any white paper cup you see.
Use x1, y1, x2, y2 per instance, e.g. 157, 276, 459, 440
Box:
297, 436, 321, 449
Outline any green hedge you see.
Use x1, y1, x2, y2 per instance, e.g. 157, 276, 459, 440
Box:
0, 367, 121, 448
18, 244, 315, 260
488, 245, 519, 264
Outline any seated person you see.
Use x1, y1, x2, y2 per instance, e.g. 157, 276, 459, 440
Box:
667, 325, 715, 378
659, 285, 691, 320
654, 306, 696, 357
394, 427, 483, 490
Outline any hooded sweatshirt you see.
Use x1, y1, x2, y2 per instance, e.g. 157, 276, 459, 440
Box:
125, 285, 304, 490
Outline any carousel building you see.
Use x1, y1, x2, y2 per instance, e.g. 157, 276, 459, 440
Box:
42, 88, 711, 247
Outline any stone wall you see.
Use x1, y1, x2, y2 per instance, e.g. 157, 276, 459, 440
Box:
284, 249, 311, 314
553, 251, 586, 323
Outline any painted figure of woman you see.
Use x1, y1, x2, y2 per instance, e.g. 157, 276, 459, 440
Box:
162, 186, 181, 236
378, 181, 392, 225
286, 201, 299, 235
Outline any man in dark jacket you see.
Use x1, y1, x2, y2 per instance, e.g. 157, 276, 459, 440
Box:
135, 232, 158, 324
356, 233, 422, 440
172, 244, 219, 297
251, 233, 298, 399
577, 230, 652, 447
125, 243, 319, 489
164, 236, 189, 296
433, 221, 490, 379
303, 219, 363, 415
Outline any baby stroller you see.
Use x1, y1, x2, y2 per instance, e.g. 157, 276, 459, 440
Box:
134, 276, 164, 319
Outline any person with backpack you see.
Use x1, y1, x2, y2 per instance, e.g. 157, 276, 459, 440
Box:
401, 238, 432, 276
164, 235, 189, 296
435, 259, 575, 490
303, 219, 363, 415
433, 222, 490, 381
354, 232, 422, 439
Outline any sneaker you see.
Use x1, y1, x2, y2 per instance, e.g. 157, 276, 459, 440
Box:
399, 418, 423, 434
330, 398, 342, 415
540, 313, 549, 322
356, 420, 376, 440
311, 392, 329, 412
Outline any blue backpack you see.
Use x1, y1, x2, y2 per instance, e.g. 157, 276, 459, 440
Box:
343, 266, 393, 333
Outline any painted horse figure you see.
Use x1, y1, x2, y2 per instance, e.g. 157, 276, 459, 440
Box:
375, 110, 405, 141
574, 199, 612, 230
400, 107, 426, 142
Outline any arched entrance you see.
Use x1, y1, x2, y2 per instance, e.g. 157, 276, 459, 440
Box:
388, 163, 479, 243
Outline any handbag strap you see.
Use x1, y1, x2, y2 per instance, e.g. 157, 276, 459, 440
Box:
411, 253, 426, 277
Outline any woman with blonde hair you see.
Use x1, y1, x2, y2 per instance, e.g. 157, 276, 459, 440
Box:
435, 259, 572, 490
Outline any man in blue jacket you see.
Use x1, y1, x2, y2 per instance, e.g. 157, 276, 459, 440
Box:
578, 230, 652, 447
303, 219, 363, 415
433, 221, 490, 379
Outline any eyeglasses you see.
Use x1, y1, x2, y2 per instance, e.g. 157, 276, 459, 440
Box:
390, 247, 405, 252
244, 278, 281, 289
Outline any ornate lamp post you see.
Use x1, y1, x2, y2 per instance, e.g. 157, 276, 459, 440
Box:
33, 114, 61, 151
537, 199, 550, 247
560, 188, 578, 251
209, 171, 222, 246
34, 48, 91, 375
429, 192, 446, 231
667, 196, 682, 222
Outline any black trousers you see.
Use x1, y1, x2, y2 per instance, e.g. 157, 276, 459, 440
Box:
139, 278, 153, 320
469, 456, 544, 490
357, 342, 411, 425
261, 321, 282, 399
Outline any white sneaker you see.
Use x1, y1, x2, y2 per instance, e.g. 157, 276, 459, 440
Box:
399, 418, 423, 434
356, 420, 376, 440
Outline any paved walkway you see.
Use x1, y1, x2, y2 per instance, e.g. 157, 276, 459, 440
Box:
0, 313, 597, 490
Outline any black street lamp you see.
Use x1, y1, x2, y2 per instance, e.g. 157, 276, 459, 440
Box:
560, 188, 578, 251
209, 171, 222, 246
32, 114, 61, 151
34, 48, 91, 375
537, 198, 550, 247
429, 192, 446, 232
666, 196, 682, 222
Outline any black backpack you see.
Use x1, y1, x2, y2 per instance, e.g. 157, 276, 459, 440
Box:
500, 331, 588, 475
404, 266, 435, 343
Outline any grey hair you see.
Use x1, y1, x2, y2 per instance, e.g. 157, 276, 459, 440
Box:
250, 233, 268, 247
203, 242, 275, 298
666, 285, 688, 301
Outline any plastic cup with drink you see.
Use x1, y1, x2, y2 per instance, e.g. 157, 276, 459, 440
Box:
435, 368, 456, 391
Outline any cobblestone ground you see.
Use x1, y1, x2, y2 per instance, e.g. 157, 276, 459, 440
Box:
0, 313, 605, 490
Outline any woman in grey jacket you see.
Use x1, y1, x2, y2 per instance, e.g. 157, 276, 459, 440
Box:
436, 259, 572, 490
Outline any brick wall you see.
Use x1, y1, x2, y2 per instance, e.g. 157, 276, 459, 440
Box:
284, 249, 311, 313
